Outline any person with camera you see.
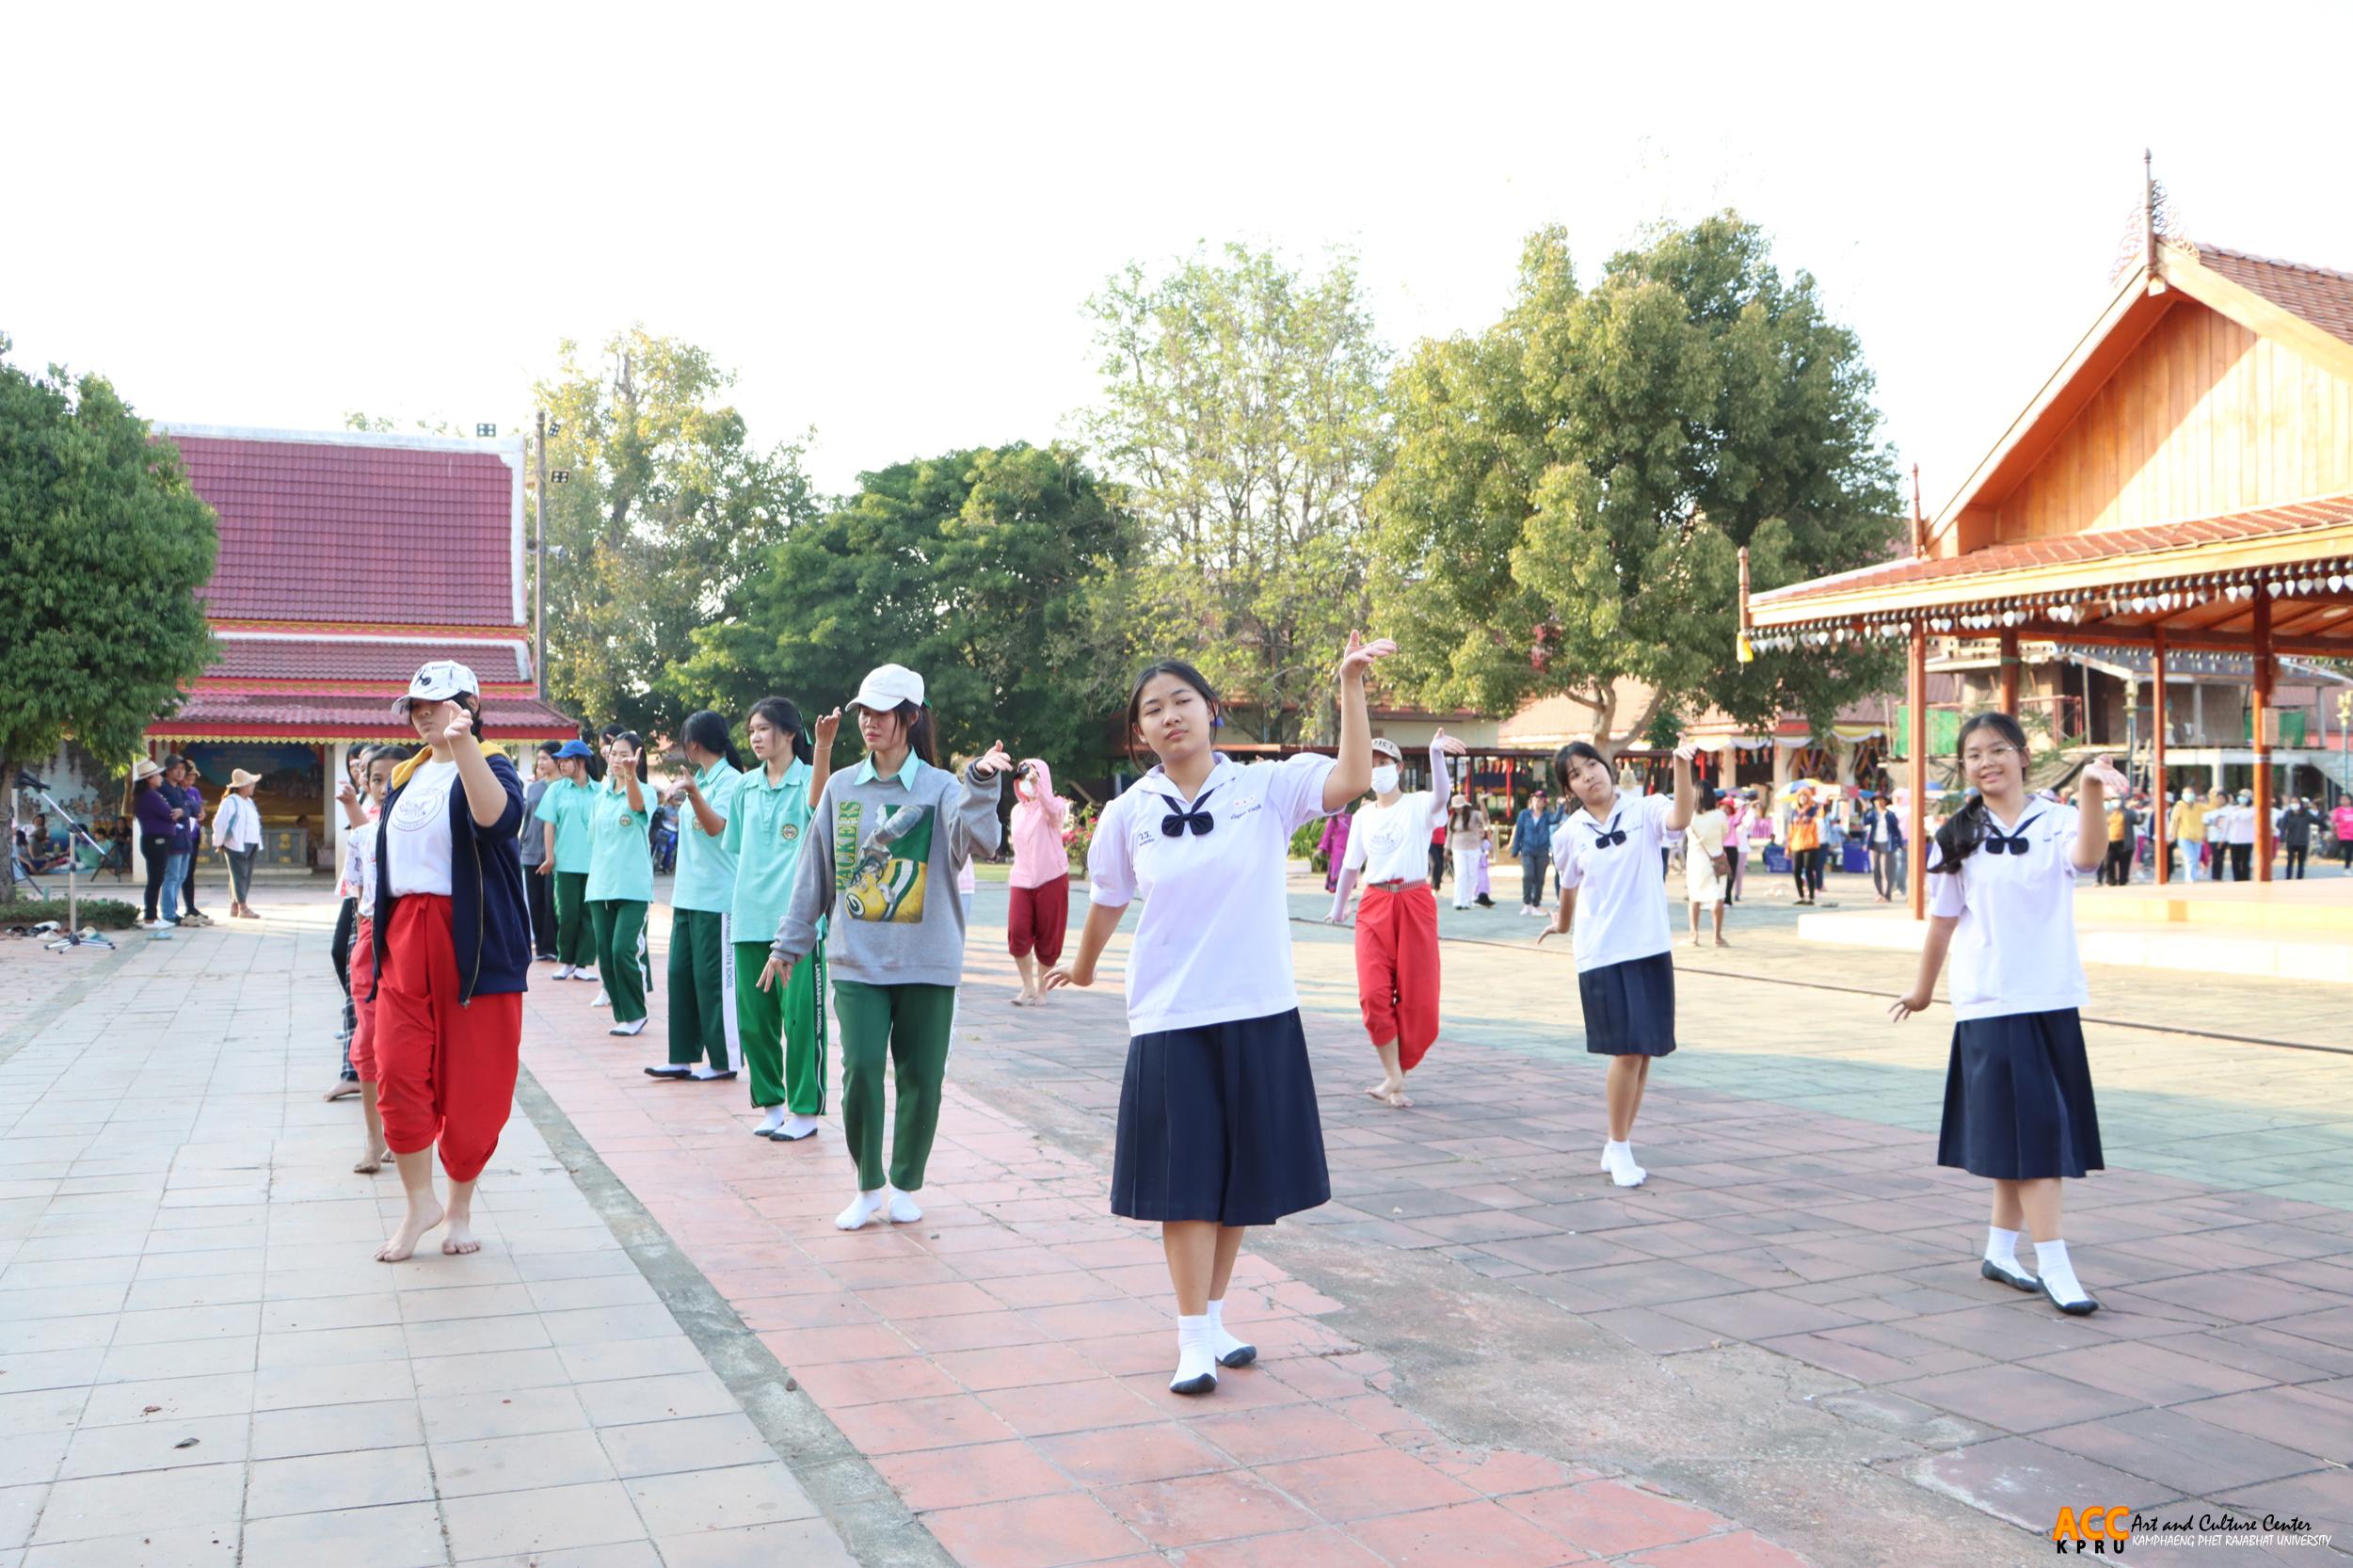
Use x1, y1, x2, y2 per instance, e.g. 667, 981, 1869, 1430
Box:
1006, 756, 1072, 1007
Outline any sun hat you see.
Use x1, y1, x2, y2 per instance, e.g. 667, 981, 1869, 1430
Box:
229, 768, 263, 789
852, 664, 925, 712
555, 739, 594, 760
392, 660, 480, 716
132, 759, 164, 782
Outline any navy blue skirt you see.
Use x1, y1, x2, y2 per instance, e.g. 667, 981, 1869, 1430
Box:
1577, 952, 1677, 1057
1937, 1008, 2104, 1180
1112, 1008, 1331, 1226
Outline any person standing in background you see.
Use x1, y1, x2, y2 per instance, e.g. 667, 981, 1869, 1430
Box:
649, 712, 744, 1082
1787, 786, 1822, 906
2223, 790, 2258, 882
1448, 794, 1489, 911
536, 741, 600, 982
1684, 784, 1730, 946
586, 731, 655, 1037
1318, 808, 1351, 895
727, 696, 838, 1142
170, 758, 210, 926
1007, 757, 1073, 1008
1510, 788, 1559, 916
213, 768, 264, 918
519, 742, 561, 961
2169, 789, 2205, 882
2332, 796, 2353, 873
132, 759, 176, 928
2279, 796, 2321, 880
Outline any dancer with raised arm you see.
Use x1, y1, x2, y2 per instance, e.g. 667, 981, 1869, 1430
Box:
726, 698, 838, 1141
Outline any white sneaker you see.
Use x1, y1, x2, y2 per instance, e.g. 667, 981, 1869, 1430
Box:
591, 989, 609, 1008
554, 964, 574, 980
607, 1017, 645, 1036
572, 968, 599, 984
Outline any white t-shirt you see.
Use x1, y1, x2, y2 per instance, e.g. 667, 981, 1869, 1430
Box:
2224, 806, 2258, 846
1089, 752, 1335, 1036
341, 803, 383, 906
385, 761, 459, 898
1552, 791, 1676, 971
1343, 789, 1446, 886
1927, 802, 2090, 1022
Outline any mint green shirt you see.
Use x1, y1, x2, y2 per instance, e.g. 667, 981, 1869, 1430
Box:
584, 776, 653, 904
534, 777, 597, 874
671, 758, 741, 913
856, 752, 923, 788
723, 758, 816, 941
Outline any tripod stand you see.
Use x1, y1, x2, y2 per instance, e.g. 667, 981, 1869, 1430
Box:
15, 773, 116, 953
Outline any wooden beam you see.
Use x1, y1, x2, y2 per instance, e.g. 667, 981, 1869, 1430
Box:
1908, 626, 1928, 920
1932, 621, 2353, 660
1998, 630, 2021, 716
2152, 630, 2169, 886
2254, 583, 2274, 882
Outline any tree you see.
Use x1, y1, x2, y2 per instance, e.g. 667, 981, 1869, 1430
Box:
1083, 245, 1390, 742
0, 339, 217, 900
671, 443, 1136, 768
534, 329, 821, 738
1368, 216, 1901, 755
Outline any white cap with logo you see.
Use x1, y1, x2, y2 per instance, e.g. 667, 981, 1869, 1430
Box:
852, 664, 925, 713
393, 660, 481, 716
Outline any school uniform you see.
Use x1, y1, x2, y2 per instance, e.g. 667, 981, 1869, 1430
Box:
666, 757, 742, 1072
520, 775, 557, 957
727, 758, 826, 1114
534, 777, 599, 967
1928, 804, 2104, 1181
585, 776, 655, 1024
1092, 752, 1335, 1226
1341, 766, 1449, 1071
1552, 792, 1678, 1056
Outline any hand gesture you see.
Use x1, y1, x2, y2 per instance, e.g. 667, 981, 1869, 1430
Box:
1432, 728, 1468, 759
1337, 632, 1397, 686
813, 708, 841, 752
1535, 920, 1568, 946
536, 859, 553, 877
335, 779, 358, 806
1888, 988, 1932, 1022
444, 705, 476, 746
1041, 961, 1092, 992
1673, 740, 1701, 762
2081, 756, 2127, 795
758, 954, 795, 993
971, 741, 1013, 778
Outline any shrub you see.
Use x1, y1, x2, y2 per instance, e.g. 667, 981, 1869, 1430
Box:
2, 897, 140, 932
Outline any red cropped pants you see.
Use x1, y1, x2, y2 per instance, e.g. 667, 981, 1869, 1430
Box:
347, 916, 380, 1083
1354, 881, 1440, 1071
375, 894, 522, 1183
1008, 873, 1070, 965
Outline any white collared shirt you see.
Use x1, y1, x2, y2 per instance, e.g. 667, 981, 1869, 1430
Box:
1927, 802, 2089, 1021
1089, 751, 1336, 1035
341, 802, 382, 904
1552, 791, 1676, 970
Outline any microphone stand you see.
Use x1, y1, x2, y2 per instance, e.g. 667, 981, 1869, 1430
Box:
15, 777, 116, 952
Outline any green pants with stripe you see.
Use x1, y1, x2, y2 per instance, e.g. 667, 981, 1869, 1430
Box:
589, 898, 650, 1024
553, 871, 593, 967
667, 909, 737, 1069
733, 940, 826, 1113
832, 980, 955, 1193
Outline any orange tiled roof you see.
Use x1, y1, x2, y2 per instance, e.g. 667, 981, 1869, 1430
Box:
2194, 244, 2353, 349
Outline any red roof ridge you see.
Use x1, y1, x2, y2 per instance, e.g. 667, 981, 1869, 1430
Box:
2188, 240, 2353, 285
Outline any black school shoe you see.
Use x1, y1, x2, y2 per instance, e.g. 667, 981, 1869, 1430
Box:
1980, 1258, 2041, 1292
644, 1066, 693, 1080
2041, 1277, 2101, 1316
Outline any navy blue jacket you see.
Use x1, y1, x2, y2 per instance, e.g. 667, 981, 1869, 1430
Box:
369, 751, 531, 1004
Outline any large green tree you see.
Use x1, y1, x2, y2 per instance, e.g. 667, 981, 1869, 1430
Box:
1369, 215, 1901, 753
1083, 245, 1390, 741
671, 443, 1136, 768
535, 329, 821, 738
0, 340, 217, 899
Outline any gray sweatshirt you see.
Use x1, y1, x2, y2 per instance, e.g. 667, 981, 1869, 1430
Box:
771, 755, 1003, 987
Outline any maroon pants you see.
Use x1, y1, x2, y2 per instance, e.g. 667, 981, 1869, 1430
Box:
375, 895, 522, 1183
1008, 874, 1070, 965
1355, 882, 1440, 1071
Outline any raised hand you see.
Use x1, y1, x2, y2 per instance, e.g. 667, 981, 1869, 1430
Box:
971, 741, 1014, 778
2081, 756, 2128, 794
813, 708, 842, 752
443, 705, 476, 746
1337, 632, 1397, 685
1433, 728, 1468, 758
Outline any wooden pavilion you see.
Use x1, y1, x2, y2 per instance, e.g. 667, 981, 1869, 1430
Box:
1741, 197, 2353, 915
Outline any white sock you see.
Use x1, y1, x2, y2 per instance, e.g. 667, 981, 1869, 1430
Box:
689, 1064, 729, 1080
835, 1189, 888, 1230
1206, 1298, 1254, 1365
591, 989, 610, 1007
606, 1017, 644, 1036
1603, 1141, 1646, 1187
782, 1114, 820, 1140
2036, 1240, 2091, 1304
756, 1107, 786, 1134
1171, 1315, 1218, 1394
1985, 1226, 2028, 1271
887, 1187, 922, 1224
555, 964, 573, 980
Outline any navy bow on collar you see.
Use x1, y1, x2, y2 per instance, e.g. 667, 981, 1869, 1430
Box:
1982, 812, 2041, 855
1587, 813, 1627, 850
1160, 786, 1219, 839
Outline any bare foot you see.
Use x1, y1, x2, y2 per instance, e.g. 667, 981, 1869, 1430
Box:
325, 1080, 361, 1102
353, 1148, 387, 1175
1715, 936, 1730, 947
440, 1219, 480, 1256
1364, 1082, 1394, 1102
1384, 1088, 1416, 1109
375, 1198, 445, 1262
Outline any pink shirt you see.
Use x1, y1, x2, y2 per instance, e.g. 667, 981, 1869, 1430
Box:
1008, 757, 1072, 889
2333, 805, 2353, 841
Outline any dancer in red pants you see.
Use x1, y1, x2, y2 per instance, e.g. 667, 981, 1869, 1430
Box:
1328, 731, 1466, 1107
370, 660, 533, 1262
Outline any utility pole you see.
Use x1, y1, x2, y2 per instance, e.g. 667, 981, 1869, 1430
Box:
535, 408, 548, 701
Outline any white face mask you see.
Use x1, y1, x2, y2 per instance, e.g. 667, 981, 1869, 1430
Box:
1370, 764, 1401, 795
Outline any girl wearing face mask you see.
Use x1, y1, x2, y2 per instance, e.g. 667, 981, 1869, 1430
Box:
1892, 713, 2115, 1316
1006, 757, 1073, 1007
1327, 731, 1468, 1107
1046, 634, 1390, 1397
1539, 740, 1699, 1188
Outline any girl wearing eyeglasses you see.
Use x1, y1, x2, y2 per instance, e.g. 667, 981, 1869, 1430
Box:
1890, 712, 2115, 1316
1045, 635, 1389, 1396
1538, 739, 1699, 1188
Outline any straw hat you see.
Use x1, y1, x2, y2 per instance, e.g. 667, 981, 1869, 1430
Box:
229, 768, 264, 789
131, 759, 163, 782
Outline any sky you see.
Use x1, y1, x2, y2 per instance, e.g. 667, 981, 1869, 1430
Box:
9, 2, 2351, 518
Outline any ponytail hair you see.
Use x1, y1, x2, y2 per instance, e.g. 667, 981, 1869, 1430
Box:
1929, 712, 2029, 874
680, 710, 744, 772
896, 702, 938, 768
749, 696, 814, 765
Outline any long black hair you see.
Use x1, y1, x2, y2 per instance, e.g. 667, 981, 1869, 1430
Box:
1550, 741, 1609, 798
1929, 712, 2029, 875
870, 701, 937, 768
680, 710, 744, 772
748, 696, 815, 766
1124, 659, 1221, 763
609, 730, 648, 782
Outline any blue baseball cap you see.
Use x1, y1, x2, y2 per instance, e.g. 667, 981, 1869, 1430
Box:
555, 740, 594, 759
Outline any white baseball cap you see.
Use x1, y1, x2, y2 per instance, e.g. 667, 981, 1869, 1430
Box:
852, 664, 924, 712
393, 659, 480, 715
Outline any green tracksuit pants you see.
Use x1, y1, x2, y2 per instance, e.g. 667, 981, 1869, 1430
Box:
553, 871, 594, 968
589, 898, 650, 1024
832, 980, 954, 1193
733, 940, 826, 1113
666, 909, 736, 1069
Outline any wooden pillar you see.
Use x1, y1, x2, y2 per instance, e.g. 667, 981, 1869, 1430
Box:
2253, 583, 2274, 882
1998, 629, 2021, 718
1908, 625, 1928, 920
2152, 632, 2169, 886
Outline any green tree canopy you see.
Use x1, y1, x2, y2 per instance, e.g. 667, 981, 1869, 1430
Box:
535, 328, 821, 738
1369, 215, 1901, 753
1084, 245, 1390, 741
0, 339, 217, 895
670, 443, 1137, 769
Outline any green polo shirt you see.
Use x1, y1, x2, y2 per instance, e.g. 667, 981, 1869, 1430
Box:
584, 776, 653, 904
534, 777, 597, 874
723, 757, 815, 941
671, 757, 741, 914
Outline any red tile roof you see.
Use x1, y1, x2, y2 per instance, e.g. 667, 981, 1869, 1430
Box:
2195, 244, 2353, 349
1754, 495, 2353, 608
166, 433, 518, 627
208, 637, 531, 683
154, 692, 577, 741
